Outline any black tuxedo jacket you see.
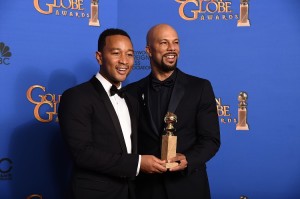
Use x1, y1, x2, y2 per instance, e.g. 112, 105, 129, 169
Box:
126, 69, 220, 199
58, 76, 139, 199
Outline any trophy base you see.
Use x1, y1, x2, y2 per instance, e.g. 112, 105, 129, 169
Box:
164, 162, 179, 169
89, 20, 100, 27
237, 20, 250, 27
236, 124, 249, 130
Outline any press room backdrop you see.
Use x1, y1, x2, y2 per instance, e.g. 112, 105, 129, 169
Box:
1, 0, 300, 198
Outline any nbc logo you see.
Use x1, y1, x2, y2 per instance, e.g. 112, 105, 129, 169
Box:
0, 42, 12, 65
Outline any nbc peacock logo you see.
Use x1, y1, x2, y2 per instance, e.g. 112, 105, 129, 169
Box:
0, 42, 12, 65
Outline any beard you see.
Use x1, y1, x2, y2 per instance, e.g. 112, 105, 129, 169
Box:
152, 57, 177, 72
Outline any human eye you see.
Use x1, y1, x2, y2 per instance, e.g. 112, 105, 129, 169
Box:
160, 41, 167, 45
125, 50, 134, 57
111, 50, 120, 56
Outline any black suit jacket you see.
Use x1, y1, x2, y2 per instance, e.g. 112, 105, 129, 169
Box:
58, 76, 139, 199
126, 69, 220, 199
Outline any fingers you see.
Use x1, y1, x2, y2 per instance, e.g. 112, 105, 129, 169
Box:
169, 153, 188, 172
140, 154, 188, 173
150, 156, 167, 173
140, 155, 167, 174
169, 153, 185, 163
153, 162, 167, 173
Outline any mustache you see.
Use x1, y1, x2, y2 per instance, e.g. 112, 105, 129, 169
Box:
163, 52, 178, 56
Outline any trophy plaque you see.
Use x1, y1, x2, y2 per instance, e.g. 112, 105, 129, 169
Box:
89, 0, 100, 26
237, 0, 250, 27
236, 92, 249, 130
161, 112, 179, 168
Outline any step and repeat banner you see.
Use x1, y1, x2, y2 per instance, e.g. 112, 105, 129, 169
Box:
1, 0, 300, 198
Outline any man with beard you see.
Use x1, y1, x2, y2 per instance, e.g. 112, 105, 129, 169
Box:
126, 24, 221, 199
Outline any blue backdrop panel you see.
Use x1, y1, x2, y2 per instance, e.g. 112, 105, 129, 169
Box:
1, 0, 300, 198
120, 1, 300, 198
0, 1, 118, 198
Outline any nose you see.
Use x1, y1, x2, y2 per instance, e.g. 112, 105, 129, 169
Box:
167, 43, 176, 51
119, 53, 128, 64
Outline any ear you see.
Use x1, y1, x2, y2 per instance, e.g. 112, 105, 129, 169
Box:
145, 45, 152, 57
96, 51, 103, 65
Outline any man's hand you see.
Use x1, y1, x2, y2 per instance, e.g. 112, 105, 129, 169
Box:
169, 153, 188, 172
141, 155, 167, 174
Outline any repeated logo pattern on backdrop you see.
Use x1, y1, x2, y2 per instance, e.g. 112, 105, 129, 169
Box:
26, 85, 60, 123
174, 0, 250, 27
33, 0, 100, 26
0, 158, 13, 180
133, 50, 151, 70
216, 92, 249, 131
25, 84, 250, 131
0, 42, 12, 65
2, 0, 300, 198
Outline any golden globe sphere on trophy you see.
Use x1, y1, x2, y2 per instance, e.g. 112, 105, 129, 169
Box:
236, 92, 249, 130
161, 112, 179, 168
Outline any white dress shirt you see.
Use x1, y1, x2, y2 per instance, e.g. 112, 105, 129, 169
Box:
95, 73, 141, 175
96, 72, 132, 153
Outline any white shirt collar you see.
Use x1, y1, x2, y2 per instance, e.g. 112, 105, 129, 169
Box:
95, 72, 122, 96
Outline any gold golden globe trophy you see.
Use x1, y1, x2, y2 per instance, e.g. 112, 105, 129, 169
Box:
161, 112, 179, 168
237, 0, 250, 27
89, 0, 100, 26
236, 92, 249, 130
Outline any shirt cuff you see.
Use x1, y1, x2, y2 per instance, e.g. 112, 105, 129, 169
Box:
136, 155, 141, 176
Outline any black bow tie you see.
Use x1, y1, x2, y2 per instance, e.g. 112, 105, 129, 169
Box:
110, 85, 125, 98
151, 78, 174, 91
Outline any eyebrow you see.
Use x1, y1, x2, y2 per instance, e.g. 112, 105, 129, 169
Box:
109, 48, 134, 51
109, 48, 134, 54
159, 38, 179, 41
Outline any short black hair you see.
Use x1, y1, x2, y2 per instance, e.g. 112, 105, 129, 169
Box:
98, 28, 131, 52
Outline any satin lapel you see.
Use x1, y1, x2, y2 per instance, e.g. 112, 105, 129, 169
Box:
90, 77, 128, 153
124, 94, 137, 154
139, 76, 160, 136
168, 70, 185, 113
